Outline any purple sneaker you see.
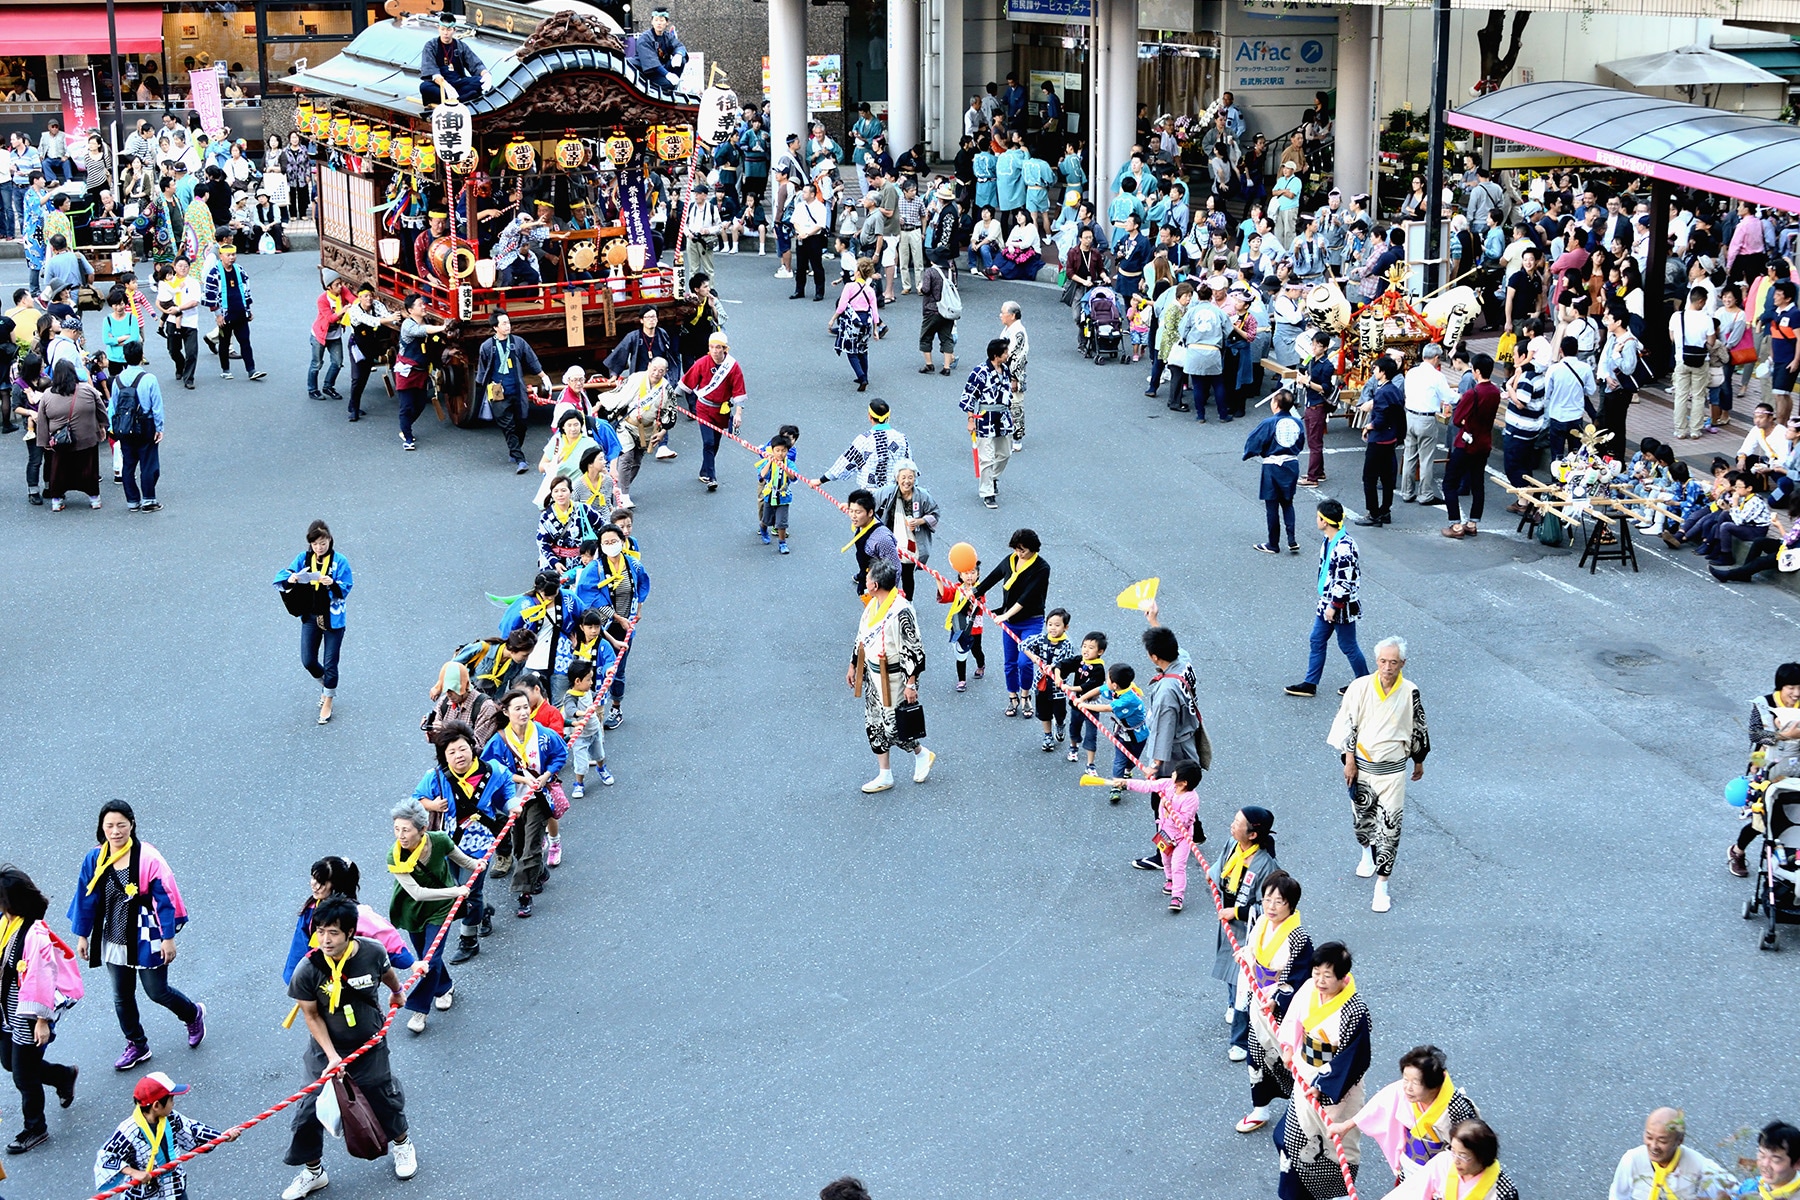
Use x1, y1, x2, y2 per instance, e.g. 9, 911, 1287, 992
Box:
113, 1042, 152, 1071
186, 1003, 206, 1049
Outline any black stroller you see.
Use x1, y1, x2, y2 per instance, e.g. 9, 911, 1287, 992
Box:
1078, 285, 1125, 365
1743, 772, 1800, 951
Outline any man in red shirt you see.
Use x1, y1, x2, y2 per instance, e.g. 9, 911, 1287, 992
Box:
1441, 351, 1503, 538
679, 329, 746, 490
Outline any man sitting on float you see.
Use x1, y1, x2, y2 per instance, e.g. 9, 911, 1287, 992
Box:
420, 11, 490, 106
631, 7, 687, 90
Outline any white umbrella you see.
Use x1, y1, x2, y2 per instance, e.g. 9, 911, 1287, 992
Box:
1599, 43, 1784, 88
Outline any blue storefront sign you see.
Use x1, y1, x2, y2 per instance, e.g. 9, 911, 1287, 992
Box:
1008, 0, 1092, 24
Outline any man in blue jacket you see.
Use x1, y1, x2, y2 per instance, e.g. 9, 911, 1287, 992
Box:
632, 8, 688, 90
1243, 387, 1306, 554
1356, 355, 1406, 526
418, 13, 489, 106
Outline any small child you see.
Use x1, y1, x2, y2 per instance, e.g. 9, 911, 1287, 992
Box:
938, 561, 986, 691
758, 431, 796, 553
559, 657, 612, 796
741, 193, 768, 255
1066, 631, 1109, 767
1110, 761, 1202, 911
1126, 294, 1153, 362
1078, 663, 1147, 804
95, 1071, 238, 1199
562, 537, 599, 591
835, 235, 857, 284
1021, 607, 1082, 752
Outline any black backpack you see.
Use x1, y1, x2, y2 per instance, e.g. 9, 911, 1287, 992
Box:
109, 369, 154, 440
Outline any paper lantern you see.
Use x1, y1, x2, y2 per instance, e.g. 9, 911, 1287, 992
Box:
296, 102, 316, 136
391, 134, 413, 166
554, 133, 588, 170
474, 258, 496, 288
349, 121, 371, 153
504, 136, 536, 173
604, 131, 634, 165
649, 124, 693, 162
415, 144, 438, 174
369, 127, 392, 160
330, 115, 351, 146
625, 243, 645, 272
378, 237, 401, 264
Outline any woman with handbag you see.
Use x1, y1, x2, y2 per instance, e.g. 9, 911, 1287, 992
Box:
67, 800, 205, 1073
1714, 284, 1754, 432
831, 259, 880, 392
849, 558, 934, 793
274, 519, 354, 725
0, 865, 83, 1155
607, 357, 674, 510
408, 725, 515, 966
32, 359, 106, 512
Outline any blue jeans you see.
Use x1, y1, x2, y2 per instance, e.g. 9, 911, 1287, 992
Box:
0, 180, 16, 238
120, 438, 159, 504
402, 924, 453, 1013
846, 351, 868, 384
1191, 371, 1229, 420
1001, 615, 1044, 693
971, 243, 1001, 272
1113, 734, 1144, 779
699, 422, 721, 480
1227, 980, 1249, 1051
1305, 615, 1368, 687
107, 963, 198, 1047
307, 336, 343, 396
609, 645, 629, 701
300, 620, 344, 692
43, 157, 73, 184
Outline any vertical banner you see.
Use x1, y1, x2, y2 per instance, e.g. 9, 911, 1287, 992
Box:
188, 69, 227, 139
563, 292, 585, 347
617, 170, 653, 257
57, 68, 99, 141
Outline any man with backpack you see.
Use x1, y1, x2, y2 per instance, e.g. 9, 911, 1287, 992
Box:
109, 341, 164, 512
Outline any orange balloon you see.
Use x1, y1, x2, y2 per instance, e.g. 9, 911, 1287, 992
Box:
947, 541, 977, 574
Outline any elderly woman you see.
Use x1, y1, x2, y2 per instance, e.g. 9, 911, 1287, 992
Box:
1386, 1120, 1517, 1200
1331, 1045, 1481, 1185
848, 558, 935, 794
1234, 870, 1313, 1135
1274, 940, 1372, 1200
386, 798, 475, 1035
423, 660, 504, 748
33, 359, 107, 512
968, 206, 1003, 277
872, 458, 938, 599
607, 356, 673, 510
411, 722, 515, 965
534, 404, 599, 507
1206, 804, 1279, 1061
1327, 635, 1429, 914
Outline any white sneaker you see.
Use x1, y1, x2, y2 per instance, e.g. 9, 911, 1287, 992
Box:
912, 748, 935, 783
862, 771, 894, 793
1228, 1045, 1248, 1062
433, 987, 454, 1012
281, 1165, 329, 1199
406, 1011, 427, 1034
654, 445, 678, 460
391, 1140, 418, 1180
1355, 848, 1376, 878
774, 267, 793, 279
1372, 878, 1392, 913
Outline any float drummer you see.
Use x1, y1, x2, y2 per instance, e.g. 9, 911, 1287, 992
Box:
419, 12, 490, 107
631, 7, 688, 90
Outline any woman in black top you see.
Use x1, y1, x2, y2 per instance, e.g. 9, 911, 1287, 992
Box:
975, 527, 1051, 717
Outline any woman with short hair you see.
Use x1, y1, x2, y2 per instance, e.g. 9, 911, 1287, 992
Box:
274, 519, 353, 724
848, 558, 934, 793
1235, 870, 1312, 1134
872, 459, 938, 599
1331, 1044, 1481, 1185
386, 798, 475, 1035
412, 723, 516, 965
1273, 940, 1372, 1200
1386, 1119, 1517, 1200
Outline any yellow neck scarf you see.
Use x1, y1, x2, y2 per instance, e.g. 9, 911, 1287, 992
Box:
1645, 1149, 1682, 1200
1410, 1078, 1454, 1144
1253, 911, 1301, 967
1221, 840, 1257, 894
1301, 974, 1357, 1034
504, 721, 537, 767
1446, 1163, 1500, 1200
558, 434, 584, 464
551, 499, 574, 523
574, 635, 599, 661
307, 551, 332, 587
387, 836, 427, 875
520, 593, 559, 626
1374, 670, 1405, 701
451, 760, 483, 798
87, 839, 135, 895
319, 942, 357, 1025
1760, 1177, 1800, 1200
1004, 551, 1037, 590
943, 586, 973, 630
0, 915, 21, 960
860, 589, 900, 644
841, 520, 878, 553
133, 1109, 173, 1167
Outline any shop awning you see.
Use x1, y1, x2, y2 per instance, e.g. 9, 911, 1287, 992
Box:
5, 5, 166, 56
1447, 81, 1800, 210
1721, 43, 1800, 77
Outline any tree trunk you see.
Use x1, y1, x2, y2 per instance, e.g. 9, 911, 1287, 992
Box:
1475, 9, 1531, 91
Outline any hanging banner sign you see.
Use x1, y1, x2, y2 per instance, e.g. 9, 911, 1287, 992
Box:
189, 68, 227, 138
1229, 36, 1335, 90
617, 170, 654, 258
58, 68, 99, 141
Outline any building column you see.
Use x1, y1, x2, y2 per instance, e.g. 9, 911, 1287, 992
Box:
1096, 0, 1138, 210
1334, 3, 1374, 207
888, 0, 921, 154
768, 0, 808, 154
927, 0, 963, 159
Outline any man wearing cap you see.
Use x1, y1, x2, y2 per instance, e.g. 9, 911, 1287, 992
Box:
632, 7, 688, 90
418, 12, 489, 107
282, 897, 417, 1198
820, 398, 912, 492
682, 180, 722, 288
306, 269, 353, 403
95, 1072, 238, 1198
678, 329, 745, 489
772, 134, 803, 280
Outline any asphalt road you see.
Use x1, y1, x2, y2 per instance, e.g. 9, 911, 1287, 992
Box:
0, 246, 1793, 1200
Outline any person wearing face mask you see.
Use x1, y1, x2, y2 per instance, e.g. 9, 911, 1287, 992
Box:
68, 801, 205, 1074
410, 725, 515, 965
1331, 1046, 1482, 1185
573, 525, 646, 730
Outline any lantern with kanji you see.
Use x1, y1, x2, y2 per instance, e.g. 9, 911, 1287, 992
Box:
369, 127, 391, 159
504, 135, 536, 172
650, 123, 693, 162
604, 129, 634, 166
349, 121, 371, 153
415, 143, 439, 174
554, 132, 588, 170
330, 115, 351, 146
391, 134, 414, 167
296, 101, 316, 136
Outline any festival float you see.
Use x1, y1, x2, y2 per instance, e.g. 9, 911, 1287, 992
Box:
1302, 266, 1479, 399
282, 0, 734, 424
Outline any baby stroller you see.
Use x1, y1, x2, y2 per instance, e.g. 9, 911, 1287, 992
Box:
1744, 772, 1800, 951
1078, 285, 1124, 365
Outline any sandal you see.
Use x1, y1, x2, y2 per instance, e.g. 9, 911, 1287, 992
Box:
1004, 697, 1019, 717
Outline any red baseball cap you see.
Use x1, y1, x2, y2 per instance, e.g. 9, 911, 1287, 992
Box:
133, 1072, 190, 1107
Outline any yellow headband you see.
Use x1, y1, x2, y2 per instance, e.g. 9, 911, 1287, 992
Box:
869, 408, 886, 423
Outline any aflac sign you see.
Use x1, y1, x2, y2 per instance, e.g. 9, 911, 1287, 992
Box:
1230, 36, 1333, 90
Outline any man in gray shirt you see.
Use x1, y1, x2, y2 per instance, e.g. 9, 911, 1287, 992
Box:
876, 166, 902, 301
39, 234, 93, 302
